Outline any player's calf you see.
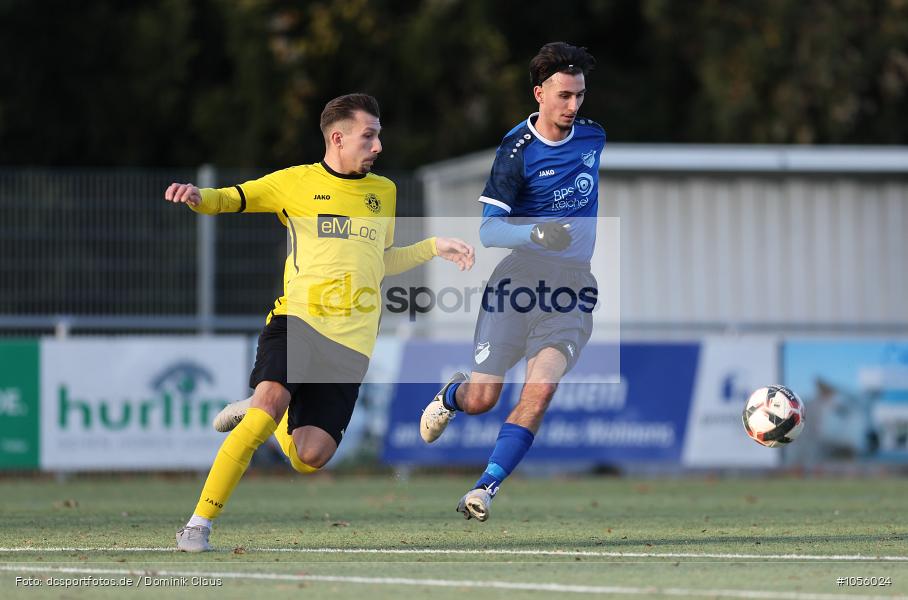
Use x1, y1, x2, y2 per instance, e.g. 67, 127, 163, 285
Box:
459, 378, 505, 415
505, 382, 558, 432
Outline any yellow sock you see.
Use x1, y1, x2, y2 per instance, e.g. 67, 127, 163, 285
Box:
193, 407, 277, 519
275, 409, 318, 474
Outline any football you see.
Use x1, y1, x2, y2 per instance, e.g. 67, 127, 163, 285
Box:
742, 385, 805, 448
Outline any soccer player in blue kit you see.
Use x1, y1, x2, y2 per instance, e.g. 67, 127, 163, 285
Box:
420, 42, 605, 521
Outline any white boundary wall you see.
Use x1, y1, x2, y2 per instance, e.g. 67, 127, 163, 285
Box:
419, 145, 908, 331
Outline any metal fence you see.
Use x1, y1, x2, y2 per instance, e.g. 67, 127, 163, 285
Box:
6, 147, 905, 337
0, 166, 425, 334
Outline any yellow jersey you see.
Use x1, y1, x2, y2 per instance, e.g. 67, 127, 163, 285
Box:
192, 161, 397, 358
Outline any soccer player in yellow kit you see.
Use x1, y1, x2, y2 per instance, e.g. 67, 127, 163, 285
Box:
164, 93, 474, 552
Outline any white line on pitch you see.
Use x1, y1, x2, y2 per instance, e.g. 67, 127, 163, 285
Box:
0, 565, 904, 600
0, 547, 907, 562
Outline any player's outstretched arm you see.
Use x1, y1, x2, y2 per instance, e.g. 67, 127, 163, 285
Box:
164, 182, 250, 214
164, 183, 201, 207
478, 217, 571, 251
383, 237, 475, 276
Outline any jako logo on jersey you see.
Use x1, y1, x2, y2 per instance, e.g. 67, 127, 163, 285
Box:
313, 194, 331, 200
538, 169, 555, 178
475, 341, 491, 364
318, 214, 378, 241
574, 173, 594, 196
581, 149, 597, 168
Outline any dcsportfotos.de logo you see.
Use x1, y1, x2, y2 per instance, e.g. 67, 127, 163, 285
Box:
306, 275, 599, 322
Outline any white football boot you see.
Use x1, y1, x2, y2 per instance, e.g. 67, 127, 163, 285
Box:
212, 398, 251, 432
456, 487, 495, 522
420, 372, 467, 443
176, 525, 211, 552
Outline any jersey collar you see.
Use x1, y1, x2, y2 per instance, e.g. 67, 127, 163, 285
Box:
320, 160, 367, 180
527, 113, 575, 147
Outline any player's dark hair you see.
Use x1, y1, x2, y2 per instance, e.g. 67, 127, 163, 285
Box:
319, 93, 380, 134
529, 42, 596, 88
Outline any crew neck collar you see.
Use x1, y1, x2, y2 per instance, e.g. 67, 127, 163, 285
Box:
320, 160, 367, 180
527, 112, 575, 147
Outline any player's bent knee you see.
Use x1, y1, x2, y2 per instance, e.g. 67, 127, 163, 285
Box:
290, 426, 337, 471
295, 445, 333, 470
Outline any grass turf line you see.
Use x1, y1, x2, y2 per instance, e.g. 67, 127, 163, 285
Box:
0, 475, 906, 598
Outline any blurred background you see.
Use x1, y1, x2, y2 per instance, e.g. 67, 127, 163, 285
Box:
1, 0, 907, 476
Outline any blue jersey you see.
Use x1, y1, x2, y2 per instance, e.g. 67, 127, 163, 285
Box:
479, 113, 606, 264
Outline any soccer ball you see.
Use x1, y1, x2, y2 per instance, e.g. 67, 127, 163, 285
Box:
742, 385, 805, 448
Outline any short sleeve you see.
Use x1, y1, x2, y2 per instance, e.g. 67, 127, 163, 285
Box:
478, 145, 524, 214
481, 202, 510, 219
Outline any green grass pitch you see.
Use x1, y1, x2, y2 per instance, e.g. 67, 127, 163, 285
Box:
1, 474, 906, 599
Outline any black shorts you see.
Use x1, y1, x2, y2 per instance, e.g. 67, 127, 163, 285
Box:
472, 252, 597, 376
249, 315, 369, 446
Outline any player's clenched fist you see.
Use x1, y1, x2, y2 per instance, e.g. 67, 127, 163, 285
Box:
164, 183, 201, 207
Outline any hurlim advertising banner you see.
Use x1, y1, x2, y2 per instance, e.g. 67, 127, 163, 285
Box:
40, 338, 247, 470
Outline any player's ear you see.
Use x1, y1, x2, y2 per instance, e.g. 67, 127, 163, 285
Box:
533, 85, 545, 105
330, 129, 344, 149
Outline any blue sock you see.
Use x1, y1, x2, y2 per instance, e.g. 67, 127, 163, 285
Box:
474, 423, 535, 494
442, 382, 462, 412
